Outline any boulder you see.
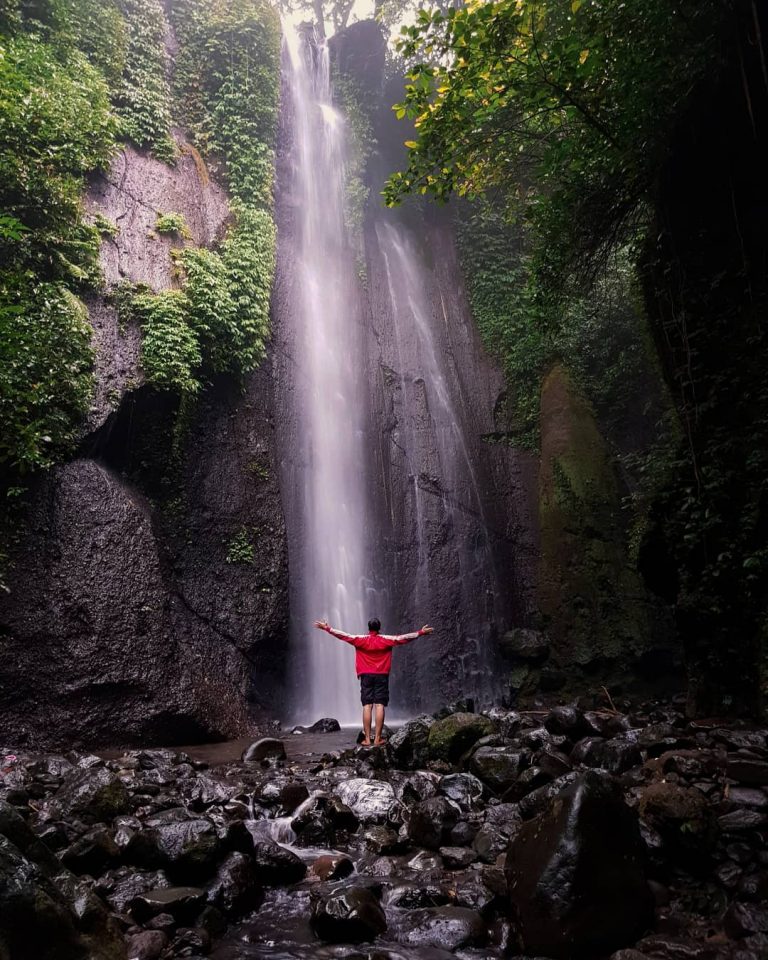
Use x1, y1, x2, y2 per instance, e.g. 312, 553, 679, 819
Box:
439, 773, 484, 808
138, 813, 224, 882
310, 886, 387, 942
205, 851, 261, 917
363, 825, 400, 854
241, 738, 286, 763
470, 747, 525, 792
335, 778, 397, 822
505, 772, 653, 958
390, 716, 434, 769
407, 797, 459, 850
518, 772, 580, 820
291, 793, 357, 845
545, 705, 590, 738
439, 846, 477, 869
47, 767, 130, 823
129, 886, 206, 924
311, 854, 354, 881
61, 825, 120, 876
399, 905, 486, 950
571, 737, 642, 774
251, 839, 306, 885
101, 869, 171, 914
125, 930, 167, 960
427, 714, 495, 763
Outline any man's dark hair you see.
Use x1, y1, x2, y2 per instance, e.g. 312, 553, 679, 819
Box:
368, 618, 381, 632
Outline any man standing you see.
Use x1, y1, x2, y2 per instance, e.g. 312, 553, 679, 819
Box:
313, 617, 434, 746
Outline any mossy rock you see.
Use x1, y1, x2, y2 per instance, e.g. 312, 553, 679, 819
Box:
427, 713, 494, 763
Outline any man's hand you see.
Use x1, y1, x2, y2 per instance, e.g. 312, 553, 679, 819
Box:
420, 624, 434, 634
314, 619, 330, 631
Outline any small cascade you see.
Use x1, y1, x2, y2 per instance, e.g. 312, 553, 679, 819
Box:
371, 218, 506, 708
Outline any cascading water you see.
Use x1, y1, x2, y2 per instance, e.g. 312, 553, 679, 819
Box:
276, 26, 376, 723
372, 218, 504, 708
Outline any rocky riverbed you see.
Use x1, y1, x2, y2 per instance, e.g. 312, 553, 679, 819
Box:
1, 698, 768, 960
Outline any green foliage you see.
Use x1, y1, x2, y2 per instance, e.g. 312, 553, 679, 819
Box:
0, 33, 117, 283
170, 0, 281, 207
0, 12, 120, 472
134, 289, 201, 394
0, 275, 93, 471
225, 525, 255, 564
386, 0, 722, 306
155, 211, 191, 238
93, 212, 119, 237
114, 0, 175, 163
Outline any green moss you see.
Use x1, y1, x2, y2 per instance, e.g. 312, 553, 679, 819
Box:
133, 289, 201, 394
225, 526, 255, 565
93, 213, 120, 237
155, 211, 191, 238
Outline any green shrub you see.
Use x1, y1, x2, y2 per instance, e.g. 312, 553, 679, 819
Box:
0, 275, 94, 471
134, 289, 201, 393
93, 212, 119, 237
155, 211, 191, 238
114, 0, 175, 162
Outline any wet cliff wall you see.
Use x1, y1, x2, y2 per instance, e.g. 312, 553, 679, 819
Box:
0, 0, 288, 748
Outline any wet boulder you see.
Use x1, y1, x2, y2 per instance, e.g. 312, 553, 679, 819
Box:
363, 825, 401, 854
0, 835, 93, 960
251, 839, 306, 885
397, 905, 486, 951
291, 793, 357, 844
311, 854, 354, 881
545, 705, 590, 738
439, 846, 477, 870
390, 716, 434, 769
61, 825, 120, 876
383, 881, 452, 909
470, 746, 525, 792
427, 713, 494, 763
637, 782, 713, 872
310, 885, 387, 942
439, 773, 484, 809
309, 718, 342, 733
518, 772, 580, 819
397, 770, 440, 805
571, 737, 642, 774
407, 796, 459, 850
139, 811, 224, 881
241, 738, 286, 763
99, 868, 171, 914
125, 930, 167, 960
205, 851, 262, 917
46, 767, 130, 823
129, 886, 206, 924
335, 778, 397, 823
505, 771, 653, 958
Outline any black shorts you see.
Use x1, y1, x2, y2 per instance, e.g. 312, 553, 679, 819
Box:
359, 673, 390, 706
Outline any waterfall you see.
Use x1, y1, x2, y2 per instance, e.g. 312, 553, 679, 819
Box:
276, 25, 375, 724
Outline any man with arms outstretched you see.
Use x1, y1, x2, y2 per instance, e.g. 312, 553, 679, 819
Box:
313, 617, 434, 746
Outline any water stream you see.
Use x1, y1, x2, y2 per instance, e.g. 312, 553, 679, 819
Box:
278, 26, 376, 723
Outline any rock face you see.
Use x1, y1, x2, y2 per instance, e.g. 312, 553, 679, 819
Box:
0, 131, 288, 748
505, 771, 653, 958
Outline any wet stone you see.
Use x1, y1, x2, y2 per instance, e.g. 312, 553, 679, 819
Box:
362, 825, 400, 854
407, 796, 459, 850
60, 824, 120, 876
438, 772, 484, 808
205, 851, 262, 917
126, 929, 168, 960
251, 839, 306, 886
439, 845, 477, 869
427, 713, 495, 763
310, 886, 387, 943
241, 739, 287, 763
334, 778, 396, 822
310, 854, 354, 881
469, 747, 524, 793
397, 905, 486, 951
129, 886, 206, 924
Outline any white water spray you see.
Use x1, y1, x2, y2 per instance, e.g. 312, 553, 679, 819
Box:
280, 25, 373, 723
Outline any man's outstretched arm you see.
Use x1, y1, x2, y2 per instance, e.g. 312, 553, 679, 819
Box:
314, 619, 357, 643
381, 624, 434, 647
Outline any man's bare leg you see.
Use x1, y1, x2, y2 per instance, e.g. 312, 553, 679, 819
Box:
374, 704, 386, 745
362, 704, 372, 746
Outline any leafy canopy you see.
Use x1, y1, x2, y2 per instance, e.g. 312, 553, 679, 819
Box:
385, 0, 723, 295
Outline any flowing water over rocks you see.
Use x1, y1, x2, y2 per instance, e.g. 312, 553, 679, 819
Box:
2, 698, 768, 960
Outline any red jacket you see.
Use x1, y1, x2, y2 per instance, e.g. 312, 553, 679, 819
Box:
324, 627, 424, 675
